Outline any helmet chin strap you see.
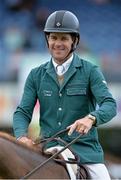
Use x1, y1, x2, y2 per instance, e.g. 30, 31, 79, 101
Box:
61, 51, 73, 63
65, 36, 78, 60
64, 43, 76, 60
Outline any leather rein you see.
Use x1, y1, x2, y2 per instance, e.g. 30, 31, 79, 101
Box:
21, 128, 82, 179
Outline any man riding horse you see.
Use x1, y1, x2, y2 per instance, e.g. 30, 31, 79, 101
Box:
13, 10, 117, 179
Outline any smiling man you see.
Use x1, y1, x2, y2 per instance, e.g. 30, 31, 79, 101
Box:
13, 10, 117, 179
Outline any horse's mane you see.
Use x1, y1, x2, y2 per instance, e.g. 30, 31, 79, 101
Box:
0, 131, 42, 153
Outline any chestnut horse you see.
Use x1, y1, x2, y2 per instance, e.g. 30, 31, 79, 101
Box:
0, 131, 71, 179
0, 131, 90, 179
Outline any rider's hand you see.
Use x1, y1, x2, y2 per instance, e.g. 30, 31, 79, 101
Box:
17, 136, 35, 146
68, 116, 95, 136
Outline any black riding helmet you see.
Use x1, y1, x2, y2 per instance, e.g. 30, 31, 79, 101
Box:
44, 10, 80, 51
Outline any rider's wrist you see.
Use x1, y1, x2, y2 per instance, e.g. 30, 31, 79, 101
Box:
87, 114, 96, 125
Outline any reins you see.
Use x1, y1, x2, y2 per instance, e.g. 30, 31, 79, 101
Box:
35, 128, 69, 144
21, 128, 82, 179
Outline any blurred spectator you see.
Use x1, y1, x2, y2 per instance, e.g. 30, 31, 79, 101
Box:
35, 7, 50, 30
5, 0, 35, 12
29, 7, 50, 51
20, 0, 35, 11
3, 26, 26, 52
5, 0, 22, 11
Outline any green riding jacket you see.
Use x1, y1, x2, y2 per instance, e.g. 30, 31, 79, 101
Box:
13, 53, 117, 164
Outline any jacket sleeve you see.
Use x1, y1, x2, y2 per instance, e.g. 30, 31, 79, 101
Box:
89, 65, 117, 126
13, 70, 37, 138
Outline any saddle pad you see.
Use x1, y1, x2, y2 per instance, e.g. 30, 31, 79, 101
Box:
46, 146, 77, 180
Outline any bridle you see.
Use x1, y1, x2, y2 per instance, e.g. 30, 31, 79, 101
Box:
20, 129, 83, 179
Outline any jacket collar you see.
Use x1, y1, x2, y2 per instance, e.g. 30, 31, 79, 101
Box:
44, 53, 82, 70
72, 53, 83, 68
44, 53, 83, 89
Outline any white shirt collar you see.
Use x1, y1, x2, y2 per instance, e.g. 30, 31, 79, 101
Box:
52, 54, 73, 75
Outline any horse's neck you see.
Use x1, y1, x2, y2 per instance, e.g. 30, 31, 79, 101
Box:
0, 135, 43, 178
0, 134, 69, 179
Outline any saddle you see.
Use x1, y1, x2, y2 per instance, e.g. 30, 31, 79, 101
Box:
35, 129, 91, 179
45, 146, 91, 180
